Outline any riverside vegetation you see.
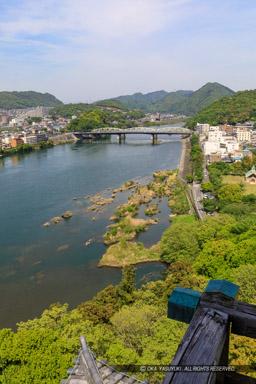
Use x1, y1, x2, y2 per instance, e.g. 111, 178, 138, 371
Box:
0, 141, 54, 157
1, 166, 256, 383
100, 169, 189, 267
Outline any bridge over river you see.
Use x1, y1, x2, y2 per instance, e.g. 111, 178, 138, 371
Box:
73, 127, 191, 144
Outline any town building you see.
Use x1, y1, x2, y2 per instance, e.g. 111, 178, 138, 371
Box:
10, 118, 25, 127
237, 128, 252, 142
23, 133, 48, 144
10, 137, 24, 147
197, 123, 210, 133
222, 124, 235, 135
208, 126, 223, 142
209, 152, 222, 163
19, 106, 53, 118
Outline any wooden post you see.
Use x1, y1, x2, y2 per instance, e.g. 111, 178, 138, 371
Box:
163, 308, 229, 384
164, 280, 256, 384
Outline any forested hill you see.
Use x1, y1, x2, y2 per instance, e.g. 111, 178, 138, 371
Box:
101, 83, 234, 115
186, 89, 256, 128
0, 91, 63, 109
113, 90, 169, 111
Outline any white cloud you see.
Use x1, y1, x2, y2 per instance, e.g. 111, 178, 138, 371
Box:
0, 0, 193, 41
1, 0, 256, 100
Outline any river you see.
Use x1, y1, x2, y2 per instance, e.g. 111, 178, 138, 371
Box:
0, 129, 182, 329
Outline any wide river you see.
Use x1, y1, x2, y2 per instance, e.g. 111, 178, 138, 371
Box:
0, 128, 182, 329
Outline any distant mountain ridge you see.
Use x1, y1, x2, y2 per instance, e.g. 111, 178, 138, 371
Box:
101, 82, 234, 115
0, 91, 63, 109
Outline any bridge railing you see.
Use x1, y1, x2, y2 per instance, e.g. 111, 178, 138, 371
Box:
73, 127, 191, 134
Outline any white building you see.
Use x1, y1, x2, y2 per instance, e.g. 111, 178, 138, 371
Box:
203, 137, 239, 156
197, 123, 210, 133
203, 141, 221, 155
19, 107, 52, 118
23, 135, 38, 145
225, 141, 239, 152
2, 136, 10, 145
23, 133, 48, 144
237, 129, 252, 142
208, 127, 223, 142
10, 118, 25, 126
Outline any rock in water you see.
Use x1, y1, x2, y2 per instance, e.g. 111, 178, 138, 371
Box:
62, 211, 73, 219
51, 217, 62, 224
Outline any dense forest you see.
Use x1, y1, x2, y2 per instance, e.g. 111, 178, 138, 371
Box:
104, 83, 234, 114
1, 156, 256, 383
50, 100, 127, 118
187, 89, 256, 128
0, 91, 63, 109
66, 108, 145, 131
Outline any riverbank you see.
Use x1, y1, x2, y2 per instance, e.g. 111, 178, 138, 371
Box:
178, 137, 192, 181
0, 134, 76, 159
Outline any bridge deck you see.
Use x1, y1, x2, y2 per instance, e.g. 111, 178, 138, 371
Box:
73, 128, 190, 135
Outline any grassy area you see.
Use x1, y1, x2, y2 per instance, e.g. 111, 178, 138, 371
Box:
144, 203, 160, 216
99, 241, 161, 267
104, 216, 157, 245
172, 214, 197, 224
222, 175, 256, 195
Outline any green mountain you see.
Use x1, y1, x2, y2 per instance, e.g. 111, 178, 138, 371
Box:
93, 99, 127, 110
187, 89, 256, 128
178, 82, 235, 115
101, 83, 234, 115
113, 90, 168, 111
153, 91, 189, 113
0, 91, 63, 109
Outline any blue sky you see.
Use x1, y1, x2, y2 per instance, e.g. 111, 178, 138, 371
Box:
1, 0, 256, 103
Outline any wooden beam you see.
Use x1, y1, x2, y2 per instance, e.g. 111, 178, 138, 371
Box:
225, 372, 256, 384
162, 308, 229, 384
199, 293, 256, 339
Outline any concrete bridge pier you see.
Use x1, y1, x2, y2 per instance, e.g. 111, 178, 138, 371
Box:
151, 133, 158, 144
117, 133, 126, 143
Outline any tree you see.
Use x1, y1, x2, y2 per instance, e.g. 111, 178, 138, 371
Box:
218, 184, 243, 203
186, 174, 194, 183
197, 215, 235, 247
232, 264, 256, 304
78, 285, 119, 324
116, 265, 136, 305
193, 240, 236, 279
202, 198, 216, 213
221, 203, 252, 217
201, 182, 213, 192
111, 302, 162, 354
160, 222, 199, 263
164, 262, 208, 297
243, 194, 256, 205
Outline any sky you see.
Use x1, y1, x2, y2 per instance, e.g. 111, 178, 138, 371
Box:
1, 0, 256, 103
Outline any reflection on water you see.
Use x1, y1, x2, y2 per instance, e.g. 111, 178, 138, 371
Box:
0, 133, 182, 329
12, 155, 19, 164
